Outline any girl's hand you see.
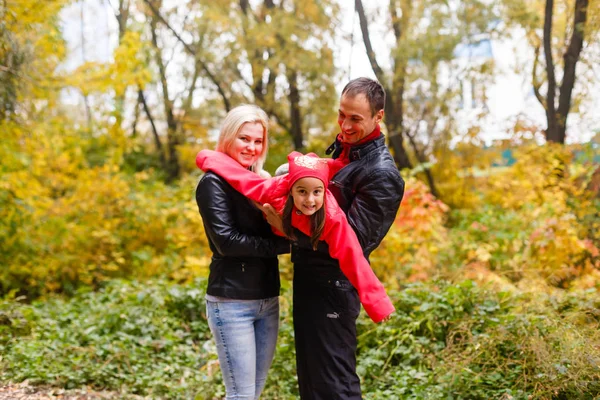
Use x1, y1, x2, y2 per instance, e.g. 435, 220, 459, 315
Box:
381, 314, 393, 323
255, 202, 284, 234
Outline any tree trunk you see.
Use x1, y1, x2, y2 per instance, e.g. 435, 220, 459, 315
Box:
555, 0, 588, 144
149, 11, 180, 182
288, 70, 304, 150
138, 88, 165, 167
405, 129, 439, 198
542, 0, 588, 144
543, 0, 559, 142
113, 0, 130, 128
355, 0, 412, 170
385, 112, 412, 170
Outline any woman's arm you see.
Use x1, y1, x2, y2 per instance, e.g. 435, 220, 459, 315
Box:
196, 150, 287, 205
322, 198, 395, 323
196, 173, 289, 257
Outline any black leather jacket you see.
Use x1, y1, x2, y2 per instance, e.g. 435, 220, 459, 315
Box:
196, 172, 290, 300
292, 134, 405, 268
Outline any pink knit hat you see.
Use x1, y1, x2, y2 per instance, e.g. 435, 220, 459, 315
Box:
287, 151, 330, 190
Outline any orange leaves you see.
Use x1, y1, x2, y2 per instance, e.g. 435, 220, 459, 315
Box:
395, 178, 449, 232
370, 177, 451, 286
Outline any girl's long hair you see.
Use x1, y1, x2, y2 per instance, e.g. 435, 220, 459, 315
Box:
282, 195, 326, 250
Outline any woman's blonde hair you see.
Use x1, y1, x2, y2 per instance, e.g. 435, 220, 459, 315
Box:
216, 104, 269, 175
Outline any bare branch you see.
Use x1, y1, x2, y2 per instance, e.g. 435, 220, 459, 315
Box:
355, 0, 385, 80
543, 0, 557, 116
149, 15, 174, 129
141, 0, 231, 111
239, 0, 249, 15
131, 88, 141, 137
557, 0, 588, 125
138, 88, 164, 157
389, 0, 401, 41
532, 45, 545, 107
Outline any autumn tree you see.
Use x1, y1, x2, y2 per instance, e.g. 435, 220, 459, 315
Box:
0, 0, 67, 122
54, 0, 340, 181
354, 0, 498, 196
143, 0, 339, 155
235, 0, 339, 150
0, 16, 25, 119
0, 0, 70, 294
502, 0, 598, 144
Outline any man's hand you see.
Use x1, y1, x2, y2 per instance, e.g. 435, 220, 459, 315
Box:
253, 201, 285, 234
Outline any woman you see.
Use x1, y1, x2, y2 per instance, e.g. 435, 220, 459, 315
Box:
195, 104, 290, 400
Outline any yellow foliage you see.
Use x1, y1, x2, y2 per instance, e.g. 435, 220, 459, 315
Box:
433, 141, 498, 209
1, 125, 211, 297
445, 142, 600, 289
177, 143, 209, 176
3, 0, 68, 108
65, 31, 151, 96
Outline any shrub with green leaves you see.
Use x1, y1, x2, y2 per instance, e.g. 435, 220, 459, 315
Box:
358, 281, 600, 399
0, 279, 218, 398
2, 279, 600, 399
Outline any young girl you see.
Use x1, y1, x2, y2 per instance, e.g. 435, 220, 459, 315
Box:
196, 149, 394, 323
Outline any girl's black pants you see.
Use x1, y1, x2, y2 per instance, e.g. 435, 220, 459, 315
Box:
292, 264, 362, 400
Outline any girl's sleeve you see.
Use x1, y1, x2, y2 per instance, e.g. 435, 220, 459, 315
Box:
196, 150, 284, 204
322, 207, 395, 323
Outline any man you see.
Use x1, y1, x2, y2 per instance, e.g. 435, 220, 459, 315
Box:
264, 77, 404, 399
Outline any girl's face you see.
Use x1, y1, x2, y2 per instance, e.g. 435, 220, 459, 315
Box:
229, 122, 264, 168
291, 177, 325, 216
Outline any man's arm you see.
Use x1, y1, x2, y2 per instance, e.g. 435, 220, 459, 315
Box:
347, 169, 405, 256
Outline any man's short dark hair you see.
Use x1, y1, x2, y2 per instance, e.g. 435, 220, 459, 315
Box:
341, 77, 386, 116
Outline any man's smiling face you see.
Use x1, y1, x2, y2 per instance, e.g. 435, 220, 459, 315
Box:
337, 93, 383, 144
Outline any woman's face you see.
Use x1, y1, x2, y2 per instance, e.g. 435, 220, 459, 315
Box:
290, 177, 325, 216
229, 122, 264, 168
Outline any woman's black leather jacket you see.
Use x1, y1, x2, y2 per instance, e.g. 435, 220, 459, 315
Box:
196, 172, 290, 300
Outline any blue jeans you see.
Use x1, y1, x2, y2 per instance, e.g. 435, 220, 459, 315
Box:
206, 297, 279, 399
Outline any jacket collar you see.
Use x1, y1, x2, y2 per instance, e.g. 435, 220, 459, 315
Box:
326, 134, 386, 162
348, 134, 386, 161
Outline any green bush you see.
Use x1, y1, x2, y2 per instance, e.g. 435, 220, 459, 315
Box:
2, 279, 599, 399
0, 279, 217, 398
358, 282, 600, 399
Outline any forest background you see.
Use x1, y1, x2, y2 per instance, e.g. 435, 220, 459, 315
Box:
1, 0, 600, 399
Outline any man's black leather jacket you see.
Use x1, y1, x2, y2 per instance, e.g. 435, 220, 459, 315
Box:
292, 134, 405, 267
196, 172, 290, 300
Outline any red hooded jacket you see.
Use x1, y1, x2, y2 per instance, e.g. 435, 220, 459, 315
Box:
196, 149, 394, 323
